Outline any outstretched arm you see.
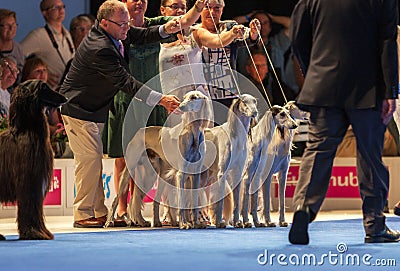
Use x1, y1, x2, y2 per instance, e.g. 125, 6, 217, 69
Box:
194, 24, 245, 49
178, 0, 209, 29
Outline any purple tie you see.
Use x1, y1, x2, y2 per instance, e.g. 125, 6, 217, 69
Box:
118, 40, 124, 56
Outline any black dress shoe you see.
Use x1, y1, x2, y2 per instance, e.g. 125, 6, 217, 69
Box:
394, 205, 400, 216
73, 217, 104, 228
289, 205, 310, 245
365, 227, 400, 243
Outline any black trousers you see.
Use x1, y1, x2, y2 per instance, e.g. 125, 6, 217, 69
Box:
293, 105, 388, 235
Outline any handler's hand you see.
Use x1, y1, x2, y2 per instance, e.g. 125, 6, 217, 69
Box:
249, 18, 261, 39
381, 98, 396, 125
159, 94, 181, 114
164, 18, 181, 34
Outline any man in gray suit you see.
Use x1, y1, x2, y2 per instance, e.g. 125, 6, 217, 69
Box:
60, 0, 180, 228
289, 0, 399, 244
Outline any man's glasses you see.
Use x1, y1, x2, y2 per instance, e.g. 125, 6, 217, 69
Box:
106, 19, 129, 28
0, 23, 18, 30
3, 61, 19, 79
206, 5, 222, 12
46, 4, 66, 11
164, 4, 187, 10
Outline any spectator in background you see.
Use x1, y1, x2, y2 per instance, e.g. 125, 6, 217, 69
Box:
243, 49, 270, 102
20, 56, 65, 157
21, 56, 48, 83
199, 0, 259, 114
236, 10, 299, 106
0, 8, 24, 82
21, 0, 74, 90
0, 56, 18, 116
69, 14, 94, 49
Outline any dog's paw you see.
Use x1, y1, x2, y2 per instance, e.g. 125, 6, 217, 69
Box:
179, 222, 192, 230
265, 221, 277, 227
234, 220, 244, 228
19, 229, 54, 240
0, 234, 6, 241
153, 221, 163, 227
139, 220, 151, 227
279, 221, 289, 227
193, 221, 207, 229
216, 220, 227, 228
254, 221, 266, 228
104, 221, 114, 228
243, 221, 253, 228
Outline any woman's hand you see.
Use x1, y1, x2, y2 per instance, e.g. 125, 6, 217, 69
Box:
249, 18, 261, 40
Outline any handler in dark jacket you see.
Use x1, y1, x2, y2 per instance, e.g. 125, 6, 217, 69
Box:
288, 0, 399, 244
60, 0, 181, 228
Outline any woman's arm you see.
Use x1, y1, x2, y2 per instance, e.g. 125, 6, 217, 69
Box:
178, 0, 208, 29
194, 24, 245, 49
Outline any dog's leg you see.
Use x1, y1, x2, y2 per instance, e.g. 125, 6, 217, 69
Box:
17, 180, 53, 240
153, 177, 164, 227
262, 174, 277, 227
105, 166, 131, 227
214, 172, 227, 228
248, 160, 267, 228
277, 161, 290, 227
192, 173, 207, 229
177, 170, 190, 229
241, 167, 254, 228
229, 167, 244, 228
129, 165, 152, 227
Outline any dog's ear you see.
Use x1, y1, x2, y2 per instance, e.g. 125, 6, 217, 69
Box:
269, 105, 281, 116
36, 80, 68, 107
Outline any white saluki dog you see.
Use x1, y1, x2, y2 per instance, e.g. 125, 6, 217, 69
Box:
241, 104, 297, 228
105, 90, 212, 228
242, 101, 309, 228
204, 94, 258, 228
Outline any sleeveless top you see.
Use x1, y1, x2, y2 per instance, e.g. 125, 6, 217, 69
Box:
159, 28, 207, 99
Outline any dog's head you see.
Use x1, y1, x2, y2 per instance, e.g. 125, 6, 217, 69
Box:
270, 105, 298, 129
179, 90, 209, 113
232, 94, 258, 119
284, 101, 310, 121
179, 89, 213, 128
9, 80, 67, 130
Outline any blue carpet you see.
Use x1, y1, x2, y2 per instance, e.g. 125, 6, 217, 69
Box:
1, 217, 399, 271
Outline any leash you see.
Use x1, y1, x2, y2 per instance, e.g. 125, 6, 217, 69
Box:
205, 2, 242, 97
253, 26, 288, 105
177, 17, 197, 92
241, 33, 273, 108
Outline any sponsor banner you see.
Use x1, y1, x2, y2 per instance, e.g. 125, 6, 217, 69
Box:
277, 165, 361, 198
44, 169, 62, 206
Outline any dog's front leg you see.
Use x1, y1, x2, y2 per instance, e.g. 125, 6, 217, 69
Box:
17, 176, 53, 240
277, 159, 290, 227
177, 171, 190, 229
228, 165, 245, 228
261, 173, 277, 227
105, 166, 131, 227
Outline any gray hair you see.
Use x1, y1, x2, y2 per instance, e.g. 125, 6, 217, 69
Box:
97, 0, 127, 21
209, 0, 225, 6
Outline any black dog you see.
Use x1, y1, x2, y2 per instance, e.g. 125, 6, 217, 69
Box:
0, 80, 67, 240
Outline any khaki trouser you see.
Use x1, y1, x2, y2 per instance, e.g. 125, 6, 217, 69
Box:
62, 115, 108, 221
